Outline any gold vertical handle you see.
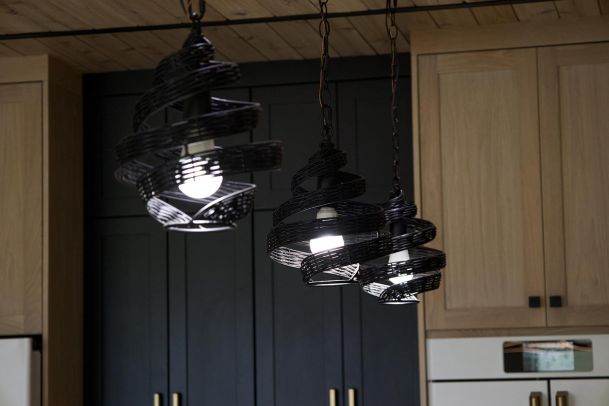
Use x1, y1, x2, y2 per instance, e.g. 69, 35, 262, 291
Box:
153, 393, 162, 406
329, 388, 337, 406
529, 392, 541, 406
348, 388, 356, 406
172, 393, 181, 406
556, 391, 569, 406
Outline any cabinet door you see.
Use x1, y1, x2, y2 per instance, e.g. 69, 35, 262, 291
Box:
343, 290, 421, 406
419, 49, 546, 330
88, 218, 168, 406
252, 84, 336, 210
550, 379, 609, 406
254, 211, 343, 406
168, 218, 255, 406
538, 43, 609, 327
338, 78, 414, 203
429, 381, 548, 406
0, 82, 43, 335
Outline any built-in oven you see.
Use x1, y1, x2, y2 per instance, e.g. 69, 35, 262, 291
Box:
427, 335, 609, 406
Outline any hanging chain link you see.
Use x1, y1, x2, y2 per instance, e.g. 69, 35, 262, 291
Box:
386, 0, 401, 190
318, 0, 333, 147
180, 0, 205, 22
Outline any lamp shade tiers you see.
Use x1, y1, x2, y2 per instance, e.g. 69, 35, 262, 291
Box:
115, 24, 282, 232
267, 144, 386, 286
359, 190, 445, 304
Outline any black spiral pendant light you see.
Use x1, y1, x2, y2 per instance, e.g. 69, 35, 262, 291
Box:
358, 0, 446, 304
267, 0, 386, 286
115, 0, 282, 232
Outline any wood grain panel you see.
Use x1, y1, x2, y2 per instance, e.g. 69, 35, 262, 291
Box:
539, 43, 609, 327
414, 0, 479, 27
419, 49, 546, 330
44, 57, 83, 406
349, 14, 410, 53
39, 36, 123, 72
466, 1, 519, 24
555, 0, 602, 17
318, 17, 376, 57
0, 82, 43, 335
513, 1, 560, 20
79, 34, 156, 70
233, 23, 302, 60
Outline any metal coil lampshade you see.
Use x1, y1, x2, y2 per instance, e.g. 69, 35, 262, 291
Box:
355, 0, 446, 304
115, 23, 282, 232
267, 144, 386, 286
359, 190, 445, 304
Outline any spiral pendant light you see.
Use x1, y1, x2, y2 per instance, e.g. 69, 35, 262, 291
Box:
115, 0, 282, 232
358, 0, 446, 304
267, 0, 386, 286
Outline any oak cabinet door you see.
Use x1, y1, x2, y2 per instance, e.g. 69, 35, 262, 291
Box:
419, 49, 546, 329
539, 43, 609, 327
0, 82, 43, 335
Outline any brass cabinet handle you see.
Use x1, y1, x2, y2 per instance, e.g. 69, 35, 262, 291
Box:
529, 391, 542, 406
153, 393, 162, 406
172, 393, 181, 406
348, 388, 357, 406
556, 391, 569, 406
329, 388, 337, 406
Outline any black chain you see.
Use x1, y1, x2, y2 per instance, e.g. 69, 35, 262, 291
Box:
318, 0, 333, 147
386, 0, 401, 190
180, 0, 206, 22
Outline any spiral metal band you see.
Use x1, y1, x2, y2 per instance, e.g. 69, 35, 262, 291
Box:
115, 24, 282, 231
267, 144, 385, 286
359, 190, 446, 304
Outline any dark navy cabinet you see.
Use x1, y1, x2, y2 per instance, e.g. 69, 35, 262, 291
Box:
85, 56, 420, 406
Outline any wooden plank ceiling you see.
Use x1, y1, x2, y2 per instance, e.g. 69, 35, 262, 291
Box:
0, 0, 605, 72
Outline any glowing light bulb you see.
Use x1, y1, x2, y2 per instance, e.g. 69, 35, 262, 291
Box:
388, 249, 412, 285
310, 235, 345, 254
388, 249, 410, 264
309, 207, 345, 253
178, 175, 223, 199
389, 273, 414, 285
177, 139, 223, 199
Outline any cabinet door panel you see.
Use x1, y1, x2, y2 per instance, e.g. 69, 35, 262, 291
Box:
90, 218, 168, 406
550, 379, 609, 406
539, 43, 609, 326
179, 218, 255, 406
0, 82, 42, 335
429, 381, 548, 406
419, 49, 546, 329
252, 84, 336, 210
254, 211, 343, 406
343, 289, 420, 406
338, 78, 414, 203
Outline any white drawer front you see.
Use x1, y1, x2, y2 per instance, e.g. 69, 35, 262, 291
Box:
429, 381, 548, 406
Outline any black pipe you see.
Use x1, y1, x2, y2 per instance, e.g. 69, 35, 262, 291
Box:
0, 0, 553, 41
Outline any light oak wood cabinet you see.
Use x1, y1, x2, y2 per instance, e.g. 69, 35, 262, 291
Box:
419, 48, 546, 330
412, 21, 609, 332
0, 55, 82, 406
539, 42, 609, 327
0, 82, 43, 335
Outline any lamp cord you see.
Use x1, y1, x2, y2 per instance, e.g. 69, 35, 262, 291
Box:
386, 0, 401, 191
318, 0, 334, 148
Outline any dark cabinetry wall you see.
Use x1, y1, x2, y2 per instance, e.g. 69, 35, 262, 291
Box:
85, 55, 419, 406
